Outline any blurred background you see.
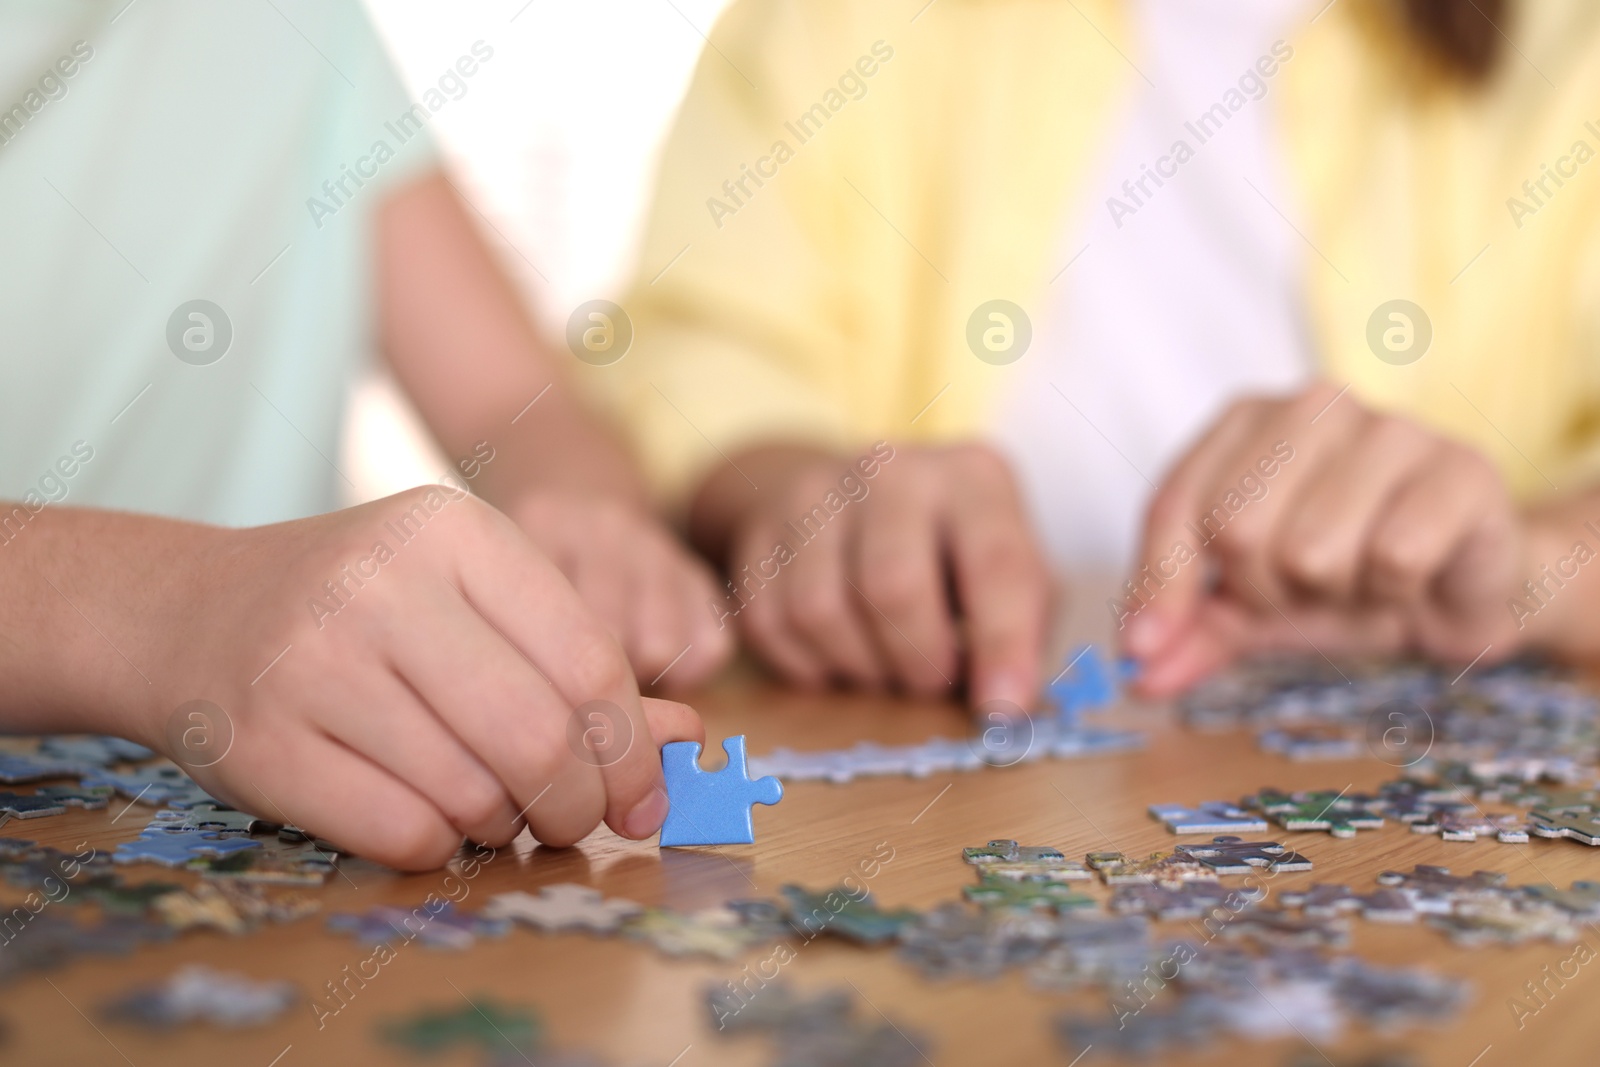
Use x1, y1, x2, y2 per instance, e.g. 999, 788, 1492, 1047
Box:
343, 0, 732, 503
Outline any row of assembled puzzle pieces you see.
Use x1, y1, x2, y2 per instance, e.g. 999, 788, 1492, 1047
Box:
749, 644, 1143, 783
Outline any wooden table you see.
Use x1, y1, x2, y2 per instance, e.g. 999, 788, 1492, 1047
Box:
5, 668, 1598, 1067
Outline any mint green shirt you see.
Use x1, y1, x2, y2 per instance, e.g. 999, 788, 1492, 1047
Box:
0, 0, 436, 526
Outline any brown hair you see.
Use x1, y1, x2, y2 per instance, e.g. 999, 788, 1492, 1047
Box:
1400, 0, 1508, 81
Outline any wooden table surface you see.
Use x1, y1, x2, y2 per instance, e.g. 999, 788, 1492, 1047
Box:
5, 666, 1598, 1067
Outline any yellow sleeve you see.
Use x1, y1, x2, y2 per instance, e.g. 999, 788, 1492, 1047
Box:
600, 0, 913, 507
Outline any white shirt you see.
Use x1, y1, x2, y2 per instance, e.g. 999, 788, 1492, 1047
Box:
989, 0, 1314, 578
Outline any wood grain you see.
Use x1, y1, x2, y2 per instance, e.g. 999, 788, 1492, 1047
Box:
3, 669, 1595, 1067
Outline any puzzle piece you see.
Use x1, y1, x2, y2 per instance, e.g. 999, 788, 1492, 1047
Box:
482, 884, 642, 933
37, 735, 154, 766
1247, 787, 1386, 838
186, 840, 338, 885
1219, 908, 1350, 949
327, 903, 508, 950
1150, 802, 1269, 835
155, 804, 278, 835
103, 965, 296, 1028
111, 829, 261, 868
1521, 880, 1600, 919
380, 999, 542, 1054
963, 872, 1096, 913
962, 839, 1065, 865
0, 791, 68, 819
1529, 802, 1600, 844
82, 763, 221, 809
706, 981, 931, 1067
1046, 644, 1136, 724
780, 885, 920, 943
621, 906, 767, 959
659, 735, 782, 846
0, 752, 86, 783
1057, 998, 1216, 1060
1413, 809, 1531, 843
1110, 881, 1264, 920
1086, 850, 1218, 886
1375, 864, 1510, 914
706, 981, 853, 1034
1173, 836, 1313, 875
1428, 896, 1580, 947
898, 903, 1062, 981
1279, 884, 1416, 924
961, 840, 1091, 881
35, 783, 112, 809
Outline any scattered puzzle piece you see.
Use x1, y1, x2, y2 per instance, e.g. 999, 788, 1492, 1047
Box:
103, 965, 296, 1028
1529, 802, 1600, 844
0, 753, 86, 784
621, 906, 766, 959
780, 885, 920, 943
1247, 787, 1386, 838
1150, 801, 1269, 835
482, 884, 642, 933
380, 999, 541, 1054
660, 735, 782, 847
963, 872, 1096, 913
0, 791, 68, 819
112, 828, 261, 868
1086, 850, 1218, 886
38, 735, 153, 766
1174, 836, 1313, 876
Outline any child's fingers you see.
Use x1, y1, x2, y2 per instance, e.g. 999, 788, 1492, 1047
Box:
779, 510, 887, 688
313, 669, 526, 848
639, 697, 704, 747
257, 729, 463, 872
387, 579, 609, 847
941, 465, 1048, 709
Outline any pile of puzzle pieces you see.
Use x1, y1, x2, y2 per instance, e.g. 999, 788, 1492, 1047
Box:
1182, 655, 1600, 765
750, 645, 1143, 782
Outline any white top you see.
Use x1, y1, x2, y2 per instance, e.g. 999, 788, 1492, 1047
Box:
0, 0, 436, 527
988, 0, 1314, 577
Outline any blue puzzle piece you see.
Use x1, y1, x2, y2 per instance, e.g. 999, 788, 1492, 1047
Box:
1046, 644, 1138, 728
111, 828, 261, 867
660, 735, 782, 847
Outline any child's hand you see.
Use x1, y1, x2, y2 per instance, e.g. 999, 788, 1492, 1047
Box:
1123, 383, 1535, 695
505, 490, 733, 692
692, 443, 1051, 708
151, 486, 704, 870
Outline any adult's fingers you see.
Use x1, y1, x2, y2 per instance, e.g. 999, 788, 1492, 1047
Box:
1365, 444, 1512, 612
850, 485, 955, 696
941, 449, 1049, 708
1196, 385, 1363, 611
1272, 416, 1437, 602
1129, 396, 1270, 658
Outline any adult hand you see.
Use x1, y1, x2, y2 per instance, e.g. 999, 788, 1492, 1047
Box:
1123, 383, 1538, 695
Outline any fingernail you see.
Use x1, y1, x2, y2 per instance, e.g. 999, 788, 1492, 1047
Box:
623, 789, 669, 839
975, 670, 1025, 708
